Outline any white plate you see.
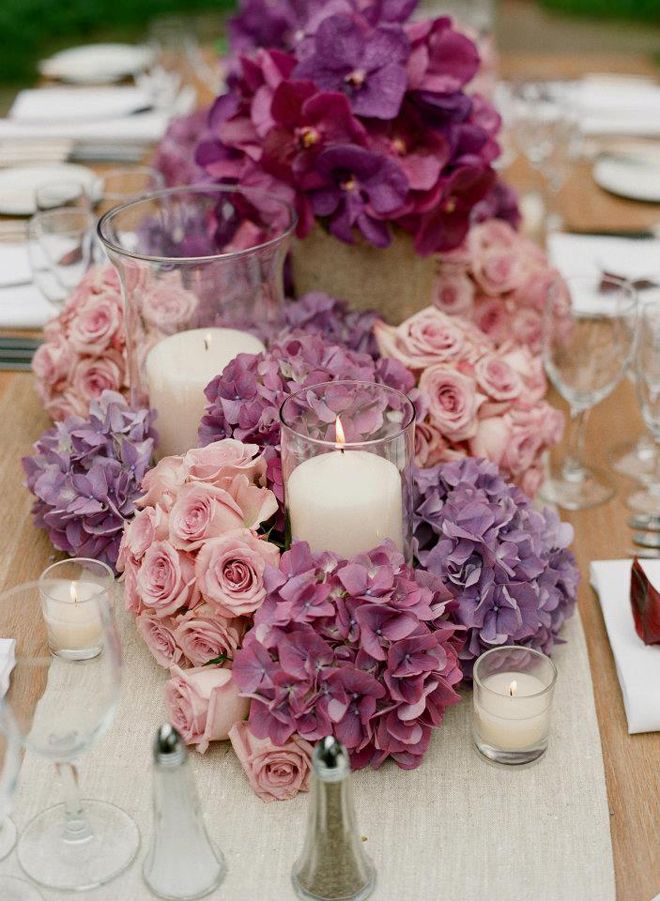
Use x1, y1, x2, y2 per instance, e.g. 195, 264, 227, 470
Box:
0, 164, 97, 216
594, 154, 660, 203
39, 43, 155, 85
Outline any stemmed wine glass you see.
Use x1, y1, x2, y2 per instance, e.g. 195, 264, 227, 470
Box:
0, 562, 139, 892
27, 208, 93, 309
541, 274, 637, 510
628, 301, 660, 515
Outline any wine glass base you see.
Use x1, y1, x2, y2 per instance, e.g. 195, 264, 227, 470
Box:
0, 875, 44, 900
17, 800, 139, 892
540, 465, 615, 510
626, 489, 660, 516
610, 437, 656, 482
0, 816, 17, 860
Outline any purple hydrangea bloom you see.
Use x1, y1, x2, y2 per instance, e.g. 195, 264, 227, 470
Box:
281, 292, 380, 357
412, 457, 579, 677
22, 391, 156, 572
229, 0, 299, 55
294, 15, 410, 120
152, 107, 212, 188
233, 541, 463, 770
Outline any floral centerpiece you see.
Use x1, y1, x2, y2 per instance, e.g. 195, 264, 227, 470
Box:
197, 0, 519, 320
375, 306, 562, 495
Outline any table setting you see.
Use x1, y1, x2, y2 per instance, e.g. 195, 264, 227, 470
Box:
0, 1, 658, 899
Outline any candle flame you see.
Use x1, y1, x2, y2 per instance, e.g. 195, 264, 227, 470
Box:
335, 416, 346, 450
204, 332, 212, 351
70, 583, 78, 605
508, 680, 517, 697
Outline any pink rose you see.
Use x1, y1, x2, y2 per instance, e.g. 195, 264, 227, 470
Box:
433, 268, 475, 317
137, 613, 182, 668
375, 308, 472, 370
501, 421, 543, 477
137, 540, 196, 617
67, 294, 122, 355
169, 483, 245, 551
165, 666, 249, 753
520, 466, 544, 498
183, 440, 267, 487
469, 416, 511, 465
228, 475, 278, 528
123, 506, 169, 562
473, 297, 511, 346
513, 267, 564, 313
70, 351, 125, 403
32, 335, 72, 388
45, 391, 87, 420
141, 274, 198, 333
174, 605, 244, 667
468, 219, 517, 256
419, 366, 483, 441
500, 347, 547, 402
122, 556, 143, 614
229, 721, 312, 802
474, 354, 523, 401
414, 420, 462, 467
473, 249, 526, 296
511, 308, 543, 354
139, 455, 188, 511
195, 529, 280, 616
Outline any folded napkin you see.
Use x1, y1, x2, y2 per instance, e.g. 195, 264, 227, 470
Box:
9, 87, 153, 124
0, 110, 169, 146
0, 282, 57, 329
0, 243, 31, 288
0, 638, 16, 697
590, 559, 660, 733
575, 77, 660, 137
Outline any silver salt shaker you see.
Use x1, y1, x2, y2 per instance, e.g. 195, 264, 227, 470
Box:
143, 724, 225, 900
292, 736, 376, 901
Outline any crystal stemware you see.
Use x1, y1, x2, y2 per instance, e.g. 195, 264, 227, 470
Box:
0, 567, 139, 892
628, 301, 660, 514
541, 274, 637, 510
27, 208, 93, 307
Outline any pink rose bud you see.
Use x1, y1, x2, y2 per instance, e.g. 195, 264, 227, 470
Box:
165, 666, 249, 753
228, 720, 312, 802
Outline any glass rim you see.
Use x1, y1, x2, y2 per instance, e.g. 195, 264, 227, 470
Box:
97, 182, 298, 265
472, 645, 558, 698
279, 379, 416, 449
38, 557, 114, 604
29, 207, 93, 224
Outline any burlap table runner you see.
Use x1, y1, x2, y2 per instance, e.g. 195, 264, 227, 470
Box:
4, 607, 615, 900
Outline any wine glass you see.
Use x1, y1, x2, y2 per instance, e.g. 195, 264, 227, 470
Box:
628, 301, 660, 514
0, 704, 44, 900
0, 563, 139, 892
27, 208, 93, 307
541, 274, 637, 510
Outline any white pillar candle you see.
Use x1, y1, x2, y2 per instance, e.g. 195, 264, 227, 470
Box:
43, 581, 104, 653
145, 327, 265, 457
474, 671, 551, 751
286, 448, 404, 558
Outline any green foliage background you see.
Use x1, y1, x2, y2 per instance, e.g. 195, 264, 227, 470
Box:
539, 0, 660, 23
0, 0, 235, 84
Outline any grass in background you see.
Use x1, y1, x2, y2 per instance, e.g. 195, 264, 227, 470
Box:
0, 0, 235, 85
540, 0, 660, 23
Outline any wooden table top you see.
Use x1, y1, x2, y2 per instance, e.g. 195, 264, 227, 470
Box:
1, 50, 659, 901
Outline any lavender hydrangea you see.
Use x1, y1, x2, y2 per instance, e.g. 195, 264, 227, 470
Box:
22, 391, 156, 571
412, 457, 579, 676
281, 292, 379, 357
233, 541, 463, 771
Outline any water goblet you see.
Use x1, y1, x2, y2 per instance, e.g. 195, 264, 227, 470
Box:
27, 208, 93, 306
0, 568, 139, 893
541, 274, 637, 510
628, 301, 660, 514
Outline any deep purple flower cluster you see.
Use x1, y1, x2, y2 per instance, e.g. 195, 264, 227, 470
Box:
199, 0, 513, 255
412, 457, 579, 676
281, 291, 379, 357
22, 391, 156, 571
152, 107, 211, 188
199, 330, 413, 451
233, 541, 464, 770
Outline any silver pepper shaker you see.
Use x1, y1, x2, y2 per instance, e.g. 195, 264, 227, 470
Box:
292, 736, 376, 901
143, 724, 225, 900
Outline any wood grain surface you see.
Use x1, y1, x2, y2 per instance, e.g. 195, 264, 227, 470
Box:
0, 50, 659, 901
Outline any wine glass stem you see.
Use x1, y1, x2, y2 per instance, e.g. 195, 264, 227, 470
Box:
56, 763, 94, 844
563, 408, 590, 480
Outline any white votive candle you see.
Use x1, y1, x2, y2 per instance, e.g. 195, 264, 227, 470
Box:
474, 671, 551, 751
286, 449, 404, 558
43, 581, 103, 654
145, 327, 265, 457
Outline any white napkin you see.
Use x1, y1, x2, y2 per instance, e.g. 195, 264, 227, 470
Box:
589, 559, 660, 733
0, 110, 170, 145
574, 77, 660, 137
0, 282, 57, 328
0, 638, 15, 697
0, 243, 31, 288
9, 87, 153, 124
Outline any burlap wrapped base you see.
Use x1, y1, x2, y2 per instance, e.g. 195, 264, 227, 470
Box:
290, 225, 437, 324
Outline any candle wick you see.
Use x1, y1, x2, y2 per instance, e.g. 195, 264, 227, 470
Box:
508, 680, 517, 697
204, 337, 210, 351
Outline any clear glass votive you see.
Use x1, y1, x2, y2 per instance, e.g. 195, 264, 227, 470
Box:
98, 184, 295, 457
472, 646, 557, 766
280, 380, 415, 563
38, 559, 115, 661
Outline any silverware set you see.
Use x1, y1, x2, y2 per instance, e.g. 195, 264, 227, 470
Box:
628, 514, 660, 557
0, 336, 41, 370
0, 139, 147, 167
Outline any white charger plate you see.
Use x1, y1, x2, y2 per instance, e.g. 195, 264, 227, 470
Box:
0, 164, 97, 216
39, 43, 155, 85
594, 154, 660, 203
